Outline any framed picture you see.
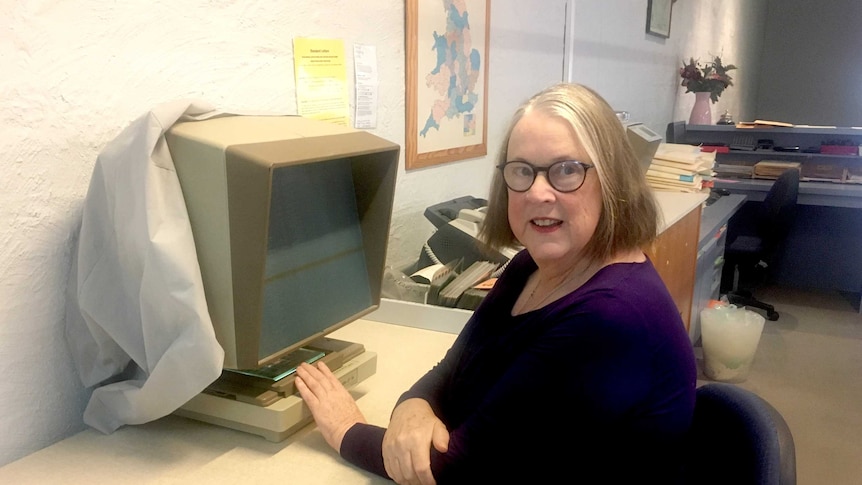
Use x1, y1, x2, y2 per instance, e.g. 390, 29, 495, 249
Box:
646, 0, 673, 38
405, 0, 490, 170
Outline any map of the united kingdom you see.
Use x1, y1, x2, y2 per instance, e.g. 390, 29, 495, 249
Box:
419, 0, 482, 138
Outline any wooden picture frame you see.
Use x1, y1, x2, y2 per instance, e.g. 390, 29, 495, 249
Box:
405, 0, 490, 170
646, 0, 672, 38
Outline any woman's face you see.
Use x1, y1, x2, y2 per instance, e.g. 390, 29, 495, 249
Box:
506, 110, 603, 268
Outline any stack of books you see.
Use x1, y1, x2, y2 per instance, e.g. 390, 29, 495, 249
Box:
645, 143, 716, 193
435, 260, 498, 308
425, 259, 500, 309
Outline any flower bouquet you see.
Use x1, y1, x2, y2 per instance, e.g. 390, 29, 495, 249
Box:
679, 55, 737, 103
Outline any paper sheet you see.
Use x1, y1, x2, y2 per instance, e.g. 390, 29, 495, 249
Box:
353, 43, 379, 129
293, 37, 350, 126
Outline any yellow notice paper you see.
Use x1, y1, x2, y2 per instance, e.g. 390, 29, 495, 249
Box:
293, 38, 349, 126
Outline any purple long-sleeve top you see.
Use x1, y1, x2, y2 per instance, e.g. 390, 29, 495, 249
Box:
340, 250, 697, 483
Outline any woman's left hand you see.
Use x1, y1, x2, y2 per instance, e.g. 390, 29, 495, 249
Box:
295, 361, 367, 451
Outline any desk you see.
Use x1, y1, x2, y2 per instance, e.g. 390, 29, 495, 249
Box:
689, 194, 747, 342
713, 178, 862, 208
0, 319, 457, 484
715, 179, 862, 301
667, 121, 862, 301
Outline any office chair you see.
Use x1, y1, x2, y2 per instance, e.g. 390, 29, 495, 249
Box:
684, 383, 797, 485
721, 169, 800, 321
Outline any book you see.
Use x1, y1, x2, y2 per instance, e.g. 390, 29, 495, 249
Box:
655, 144, 709, 160
650, 158, 715, 175
645, 177, 702, 191
653, 144, 716, 169
455, 287, 491, 310
754, 119, 794, 127
436, 260, 498, 308
646, 170, 702, 184
646, 169, 699, 183
735, 119, 795, 128
647, 163, 702, 176
648, 160, 714, 175
646, 180, 706, 193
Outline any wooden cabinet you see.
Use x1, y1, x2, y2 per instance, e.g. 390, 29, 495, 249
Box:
646, 201, 702, 332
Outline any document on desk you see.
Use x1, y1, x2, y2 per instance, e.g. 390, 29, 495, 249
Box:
736, 120, 794, 128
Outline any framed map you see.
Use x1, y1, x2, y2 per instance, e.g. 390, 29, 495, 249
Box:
405, 0, 490, 170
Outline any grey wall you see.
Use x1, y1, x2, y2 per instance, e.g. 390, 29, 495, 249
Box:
758, 0, 862, 126
570, 0, 767, 133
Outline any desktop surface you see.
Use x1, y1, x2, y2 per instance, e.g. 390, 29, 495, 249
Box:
699, 193, 747, 247
713, 178, 862, 208
0, 319, 458, 484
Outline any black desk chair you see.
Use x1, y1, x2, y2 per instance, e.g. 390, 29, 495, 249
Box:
721, 169, 799, 321
684, 383, 797, 485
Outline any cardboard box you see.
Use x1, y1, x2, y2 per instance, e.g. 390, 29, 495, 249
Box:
801, 162, 846, 181
846, 165, 862, 184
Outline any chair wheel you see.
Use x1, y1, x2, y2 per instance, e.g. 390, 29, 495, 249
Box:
767, 311, 779, 321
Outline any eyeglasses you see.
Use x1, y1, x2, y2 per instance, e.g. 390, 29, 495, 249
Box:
497, 160, 594, 193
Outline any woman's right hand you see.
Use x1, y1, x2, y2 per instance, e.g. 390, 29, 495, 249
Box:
382, 398, 450, 485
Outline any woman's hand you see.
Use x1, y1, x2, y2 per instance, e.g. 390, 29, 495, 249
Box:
295, 361, 366, 452
382, 398, 450, 485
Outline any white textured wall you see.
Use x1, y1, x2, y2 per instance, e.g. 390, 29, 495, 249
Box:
0, 0, 567, 465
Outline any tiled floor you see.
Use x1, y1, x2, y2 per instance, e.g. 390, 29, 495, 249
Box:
693, 285, 862, 484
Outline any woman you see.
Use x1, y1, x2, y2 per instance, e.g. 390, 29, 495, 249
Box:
296, 83, 696, 484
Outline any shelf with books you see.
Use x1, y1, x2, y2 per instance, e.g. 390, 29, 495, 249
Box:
666, 121, 862, 184
708, 150, 860, 162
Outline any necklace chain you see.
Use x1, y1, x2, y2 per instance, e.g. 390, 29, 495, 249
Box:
524, 261, 592, 311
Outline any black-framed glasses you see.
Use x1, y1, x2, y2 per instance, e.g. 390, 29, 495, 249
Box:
497, 160, 594, 193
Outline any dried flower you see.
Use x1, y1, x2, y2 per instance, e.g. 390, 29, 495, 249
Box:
679, 55, 737, 103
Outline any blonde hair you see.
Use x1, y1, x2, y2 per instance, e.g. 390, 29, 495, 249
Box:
479, 83, 659, 263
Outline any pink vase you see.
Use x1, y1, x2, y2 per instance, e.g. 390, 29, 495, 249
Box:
689, 92, 712, 125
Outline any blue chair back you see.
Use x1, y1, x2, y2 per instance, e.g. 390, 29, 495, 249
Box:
684, 383, 796, 485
